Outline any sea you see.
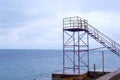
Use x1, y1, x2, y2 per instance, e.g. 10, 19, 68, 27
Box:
0, 49, 120, 80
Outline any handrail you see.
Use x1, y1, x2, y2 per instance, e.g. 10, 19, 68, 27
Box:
63, 16, 120, 57
87, 23, 120, 57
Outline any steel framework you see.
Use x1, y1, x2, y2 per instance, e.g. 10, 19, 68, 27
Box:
63, 16, 120, 75
63, 16, 89, 74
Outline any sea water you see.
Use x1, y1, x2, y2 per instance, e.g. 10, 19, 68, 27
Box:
0, 49, 119, 80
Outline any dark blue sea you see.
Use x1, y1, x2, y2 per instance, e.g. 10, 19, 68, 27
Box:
0, 49, 120, 80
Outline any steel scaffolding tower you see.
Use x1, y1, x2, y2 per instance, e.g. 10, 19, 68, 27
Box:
63, 16, 89, 74
52, 16, 120, 80
63, 16, 120, 75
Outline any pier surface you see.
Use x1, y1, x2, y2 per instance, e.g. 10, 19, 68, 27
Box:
52, 69, 120, 80
97, 68, 120, 80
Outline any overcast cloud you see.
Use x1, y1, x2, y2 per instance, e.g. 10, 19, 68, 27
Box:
0, 0, 120, 49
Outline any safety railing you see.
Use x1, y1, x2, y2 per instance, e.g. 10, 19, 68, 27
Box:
87, 24, 120, 57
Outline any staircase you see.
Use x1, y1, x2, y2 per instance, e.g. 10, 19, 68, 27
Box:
63, 16, 120, 57
86, 23, 120, 57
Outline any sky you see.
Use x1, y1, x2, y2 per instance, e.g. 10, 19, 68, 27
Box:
0, 0, 120, 49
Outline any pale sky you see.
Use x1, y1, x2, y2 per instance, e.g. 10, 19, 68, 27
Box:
0, 0, 120, 49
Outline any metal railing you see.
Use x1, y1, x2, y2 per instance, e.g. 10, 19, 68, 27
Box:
87, 23, 120, 57
63, 16, 120, 57
63, 17, 88, 30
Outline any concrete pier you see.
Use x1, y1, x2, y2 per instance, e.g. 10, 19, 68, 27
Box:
52, 71, 109, 80
52, 73, 87, 80
97, 68, 120, 80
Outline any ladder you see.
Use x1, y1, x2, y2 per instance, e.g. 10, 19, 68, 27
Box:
87, 23, 120, 57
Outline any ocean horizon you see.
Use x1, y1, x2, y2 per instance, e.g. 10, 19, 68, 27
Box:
0, 49, 119, 80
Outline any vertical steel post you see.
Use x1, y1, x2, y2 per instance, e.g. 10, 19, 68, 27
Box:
78, 28, 80, 74
73, 20, 75, 74
87, 32, 89, 72
102, 51, 104, 73
63, 19, 65, 74
94, 64, 96, 72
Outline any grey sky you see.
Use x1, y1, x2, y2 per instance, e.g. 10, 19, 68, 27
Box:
0, 0, 120, 49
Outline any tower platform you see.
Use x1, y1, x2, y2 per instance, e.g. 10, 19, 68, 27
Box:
64, 28, 88, 32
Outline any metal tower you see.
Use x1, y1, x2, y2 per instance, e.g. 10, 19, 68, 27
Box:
63, 16, 120, 75
52, 16, 120, 80
63, 16, 89, 75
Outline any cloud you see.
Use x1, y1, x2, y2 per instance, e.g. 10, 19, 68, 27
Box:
78, 0, 120, 12
0, 0, 120, 49
58, 10, 120, 43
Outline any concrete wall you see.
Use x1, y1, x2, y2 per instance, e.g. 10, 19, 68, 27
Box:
52, 73, 87, 80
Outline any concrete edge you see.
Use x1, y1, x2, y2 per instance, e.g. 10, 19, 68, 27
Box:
97, 68, 120, 80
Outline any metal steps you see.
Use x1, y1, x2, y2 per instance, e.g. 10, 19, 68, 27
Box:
87, 24, 120, 57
